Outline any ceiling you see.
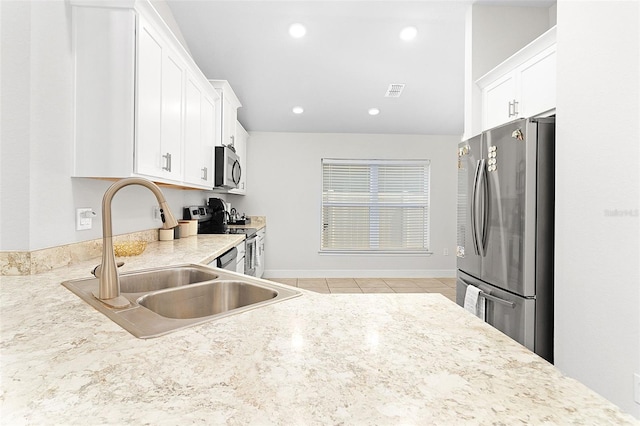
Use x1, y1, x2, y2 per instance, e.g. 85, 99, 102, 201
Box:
164, 1, 550, 135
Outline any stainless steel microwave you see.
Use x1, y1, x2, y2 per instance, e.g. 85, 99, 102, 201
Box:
214, 145, 241, 189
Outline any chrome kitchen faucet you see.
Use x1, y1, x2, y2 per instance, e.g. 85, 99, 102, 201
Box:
94, 177, 178, 308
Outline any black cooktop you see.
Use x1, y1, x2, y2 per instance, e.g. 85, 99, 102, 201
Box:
199, 224, 257, 238
185, 205, 257, 238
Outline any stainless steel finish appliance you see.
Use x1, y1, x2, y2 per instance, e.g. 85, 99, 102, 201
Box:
216, 247, 238, 271
456, 117, 555, 362
184, 200, 258, 277
214, 145, 241, 189
237, 230, 257, 277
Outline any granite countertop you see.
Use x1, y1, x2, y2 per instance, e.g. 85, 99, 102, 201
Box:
227, 215, 266, 231
1, 236, 637, 424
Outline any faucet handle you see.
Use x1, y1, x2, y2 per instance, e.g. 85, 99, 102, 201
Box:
92, 262, 124, 278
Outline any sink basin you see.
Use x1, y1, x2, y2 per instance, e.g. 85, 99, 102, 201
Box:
118, 265, 219, 293
62, 264, 301, 338
139, 280, 277, 319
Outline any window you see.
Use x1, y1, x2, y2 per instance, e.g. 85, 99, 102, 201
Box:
321, 159, 430, 253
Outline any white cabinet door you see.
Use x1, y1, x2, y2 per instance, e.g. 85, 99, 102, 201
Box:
183, 76, 203, 185
228, 121, 247, 195
222, 95, 238, 148
518, 45, 556, 119
209, 80, 241, 149
235, 241, 246, 274
135, 16, 184, 182
184, 73, 218, 188
256, 229, 265, 278
483, 72, 517, 131
135, 19, 163, 178
160, 52, 184, 181
200, 91, 217, 187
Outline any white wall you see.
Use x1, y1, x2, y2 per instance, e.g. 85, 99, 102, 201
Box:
150, 0, 192, 56
555, 0, 639, 418
229, 132, 458, 278
471, 6, 552, 81
1, 0, 32, 250
0, 0, 208, 251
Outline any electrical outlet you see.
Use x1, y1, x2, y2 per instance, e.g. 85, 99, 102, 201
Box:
76, 208, 94, 231
443, 248, 449, 256
634, 373, 640, 404
153, 206, 161, 220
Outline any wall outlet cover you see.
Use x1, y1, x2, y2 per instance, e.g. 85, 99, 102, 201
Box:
76, 208, 94, 231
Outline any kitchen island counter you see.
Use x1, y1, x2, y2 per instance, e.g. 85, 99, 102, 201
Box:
1, 237, 637, 424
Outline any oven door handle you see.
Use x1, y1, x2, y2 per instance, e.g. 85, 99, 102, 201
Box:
244, 235, 258, 273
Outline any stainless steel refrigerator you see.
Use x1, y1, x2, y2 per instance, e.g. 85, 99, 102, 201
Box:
456, 117, 555, 363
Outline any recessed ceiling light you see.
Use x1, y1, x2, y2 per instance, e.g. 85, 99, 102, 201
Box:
368, 108, 380, 116
289, 23, 306, 38
292, 106, 304, 114
399, 26, 417, 41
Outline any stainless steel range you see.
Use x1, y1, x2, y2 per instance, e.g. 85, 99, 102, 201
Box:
184, 198, 258, 276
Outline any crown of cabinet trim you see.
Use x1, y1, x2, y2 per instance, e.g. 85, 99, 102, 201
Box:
476, 26, 557, 88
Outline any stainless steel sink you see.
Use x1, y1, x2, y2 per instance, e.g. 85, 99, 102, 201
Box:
62, 264, 301, 338
118, 265, 219, 294
139, 281, 277, 319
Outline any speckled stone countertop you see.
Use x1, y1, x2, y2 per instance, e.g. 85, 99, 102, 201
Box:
1, 235, 637, 425
228, 215, 266, 230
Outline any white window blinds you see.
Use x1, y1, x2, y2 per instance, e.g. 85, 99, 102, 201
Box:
321, 159, 430, 252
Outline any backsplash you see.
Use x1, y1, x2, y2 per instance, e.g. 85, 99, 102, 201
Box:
0, 229, 158, 276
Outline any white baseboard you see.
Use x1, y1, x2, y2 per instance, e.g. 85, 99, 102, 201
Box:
263, 269, 456, 279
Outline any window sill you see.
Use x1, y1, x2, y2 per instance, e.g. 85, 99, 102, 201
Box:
319, 250, 433, 256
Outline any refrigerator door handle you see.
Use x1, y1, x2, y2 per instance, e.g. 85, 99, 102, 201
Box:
460, 278, 516, 309
480, 292, 516, 308
477, 158, 489, 256
471, 160, 481, 255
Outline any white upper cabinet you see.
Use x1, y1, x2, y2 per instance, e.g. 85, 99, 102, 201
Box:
477, 27, 556, 131
209, 80, 242, 149
518, 45, 556, 120
71, 0, 219, 189
183, 71, 220, 188
482, 72, 517, 130
209, 80, 249, 195
228, 121, 248, 195
135, 15, 185, 182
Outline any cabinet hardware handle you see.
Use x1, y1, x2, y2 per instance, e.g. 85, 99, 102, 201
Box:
201, 167, 208, 180
508, 100, 520, 118
162, 153, 172, 172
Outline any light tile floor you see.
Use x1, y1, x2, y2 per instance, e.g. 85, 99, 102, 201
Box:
269, 277, 457, 303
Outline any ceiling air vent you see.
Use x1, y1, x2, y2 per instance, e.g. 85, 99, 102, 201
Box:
385, 83, 405, 98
